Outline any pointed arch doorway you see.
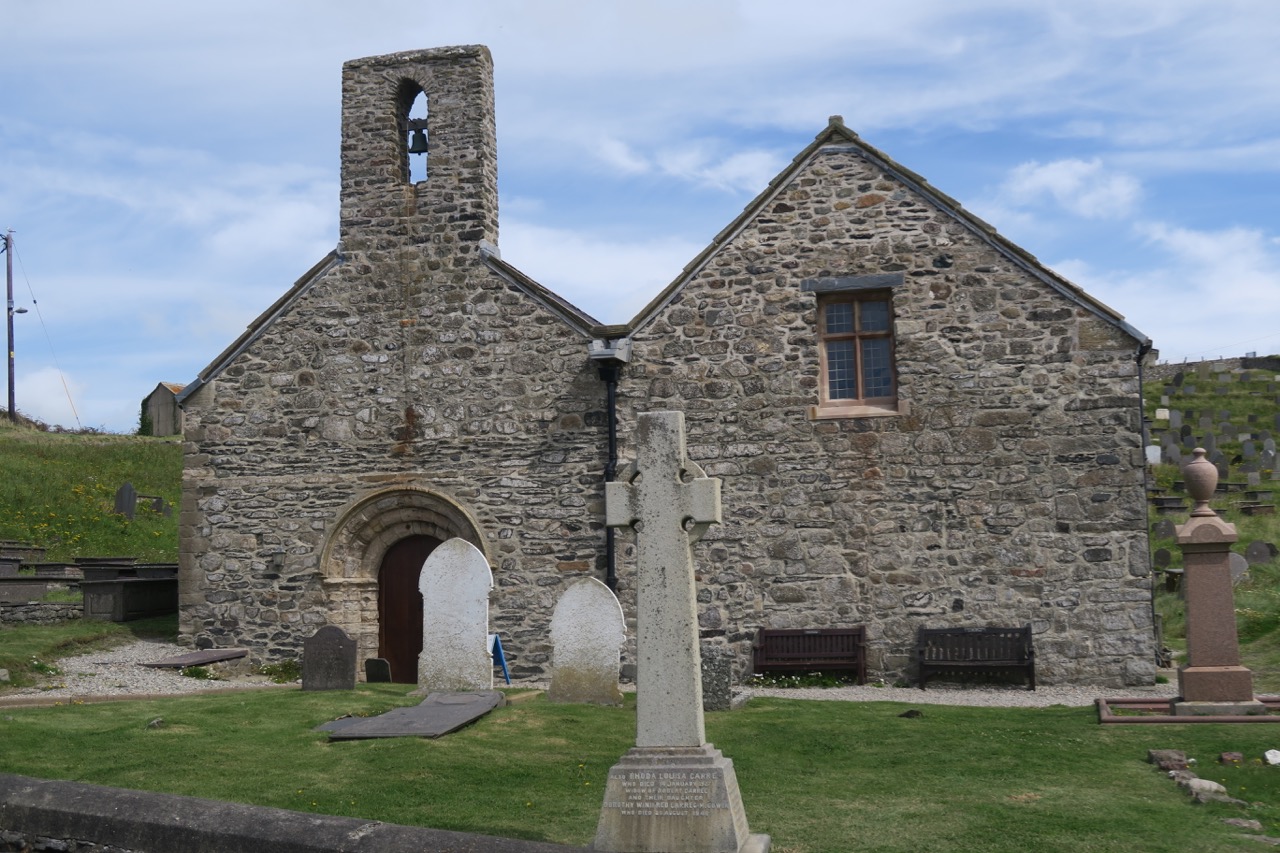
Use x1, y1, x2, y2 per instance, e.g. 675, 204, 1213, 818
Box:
378, 534, 441, 683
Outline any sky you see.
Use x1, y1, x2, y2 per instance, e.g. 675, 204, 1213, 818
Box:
2, 1, 1278, 433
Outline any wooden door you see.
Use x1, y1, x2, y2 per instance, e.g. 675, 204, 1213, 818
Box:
378, 534, 441, 683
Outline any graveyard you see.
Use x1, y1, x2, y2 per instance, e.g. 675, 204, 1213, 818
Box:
6, 364, 1280, 849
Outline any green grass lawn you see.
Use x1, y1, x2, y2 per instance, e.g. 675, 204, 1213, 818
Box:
2, 686, 1279, 852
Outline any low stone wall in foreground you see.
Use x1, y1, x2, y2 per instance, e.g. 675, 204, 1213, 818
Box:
0, 773, 584, 853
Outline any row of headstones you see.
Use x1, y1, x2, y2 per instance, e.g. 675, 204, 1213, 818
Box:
299, 541, 683, 707
1153, 432, 1280, 476
1161, 367, 1280, 390
1153, 408, 1280, 440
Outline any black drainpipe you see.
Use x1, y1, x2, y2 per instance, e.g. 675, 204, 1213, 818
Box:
599, 362, 621, 592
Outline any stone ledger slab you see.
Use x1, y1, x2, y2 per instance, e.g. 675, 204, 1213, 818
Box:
317, 691, 504, 739
139, 649, 248, 669
595, 746, 769, 853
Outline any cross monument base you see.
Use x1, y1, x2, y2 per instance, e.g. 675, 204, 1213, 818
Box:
594, 745, 770, 853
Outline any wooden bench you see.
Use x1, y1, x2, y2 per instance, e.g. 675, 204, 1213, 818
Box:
752, 627, 866, 684
916, 625, 1035, 690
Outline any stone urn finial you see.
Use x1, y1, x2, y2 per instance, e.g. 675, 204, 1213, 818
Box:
1182, 448, 1218, 518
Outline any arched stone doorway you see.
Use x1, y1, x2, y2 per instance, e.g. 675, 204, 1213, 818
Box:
320, 486, 487, 678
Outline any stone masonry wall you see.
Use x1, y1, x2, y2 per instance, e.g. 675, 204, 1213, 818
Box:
179, 46, 608, 673
180, 48, 1153, 687
620, 143, 1153, 686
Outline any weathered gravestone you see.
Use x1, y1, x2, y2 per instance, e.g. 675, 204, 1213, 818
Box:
1245, 541, 1276, 567
549, 576, 626, 705
365, 658, 392, 683
1153, 519, 1177, 540
1155, 408, 1170, 421
700, 643, 737, 713
1153, 548, 1171, 569
113, 483, 138, 519
1145, 446, 1162, 466
596, 411, 768, 853
302, 625, 357, 691
1230, 553, 1250, 586
1169, 410, 1183, 430
419, 538, 494, 691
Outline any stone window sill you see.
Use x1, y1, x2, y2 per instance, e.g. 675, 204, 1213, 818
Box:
807, 400, 911, 420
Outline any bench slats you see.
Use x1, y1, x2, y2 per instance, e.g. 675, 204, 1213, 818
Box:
916, 625, 1035, 690
753, 627, 866, 684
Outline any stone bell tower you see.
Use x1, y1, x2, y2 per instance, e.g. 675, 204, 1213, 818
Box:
338, 46, 499, 259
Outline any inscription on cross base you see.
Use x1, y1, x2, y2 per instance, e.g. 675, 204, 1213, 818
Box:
607, 411, 721, 748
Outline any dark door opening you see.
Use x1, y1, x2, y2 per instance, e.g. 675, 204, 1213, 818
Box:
378, 534, 441, 683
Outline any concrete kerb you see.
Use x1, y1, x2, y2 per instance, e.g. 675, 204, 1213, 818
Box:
0, 773, 586, 853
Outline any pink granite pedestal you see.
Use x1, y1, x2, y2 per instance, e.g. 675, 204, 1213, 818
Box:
1171, 449, 1266, 717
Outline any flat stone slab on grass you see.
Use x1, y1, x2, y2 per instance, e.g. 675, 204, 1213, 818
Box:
139, 649, 248, 669
316, 691, 505, 740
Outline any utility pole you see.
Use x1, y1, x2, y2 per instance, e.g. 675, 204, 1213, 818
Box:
4, 230, 15, 423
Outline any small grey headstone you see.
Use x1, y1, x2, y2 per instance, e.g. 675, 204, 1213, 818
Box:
1265, 438, 1276, 453
1165, 444, 1183, 465
1245, 541, 1275, 567
1203, 432, 1217, 453
302, 625, 357, 691
1153, 519, 1177, 540
701, 643, 736, 712
1248, 471, 1262, 486
1184, 384, 1197, 394
1229, 553, 1249, 586
1221, 423, 1237, 440
1169, 411, 1183, 429
1173, 371, 1185, 386
0, 668, 9, 684
1262, 450, 1276, 471
365, 658, 392, 683
1144, 446, 1161, 466
1199, 415, 1212, 430
1160, 395, 1170, 406
1153, 548, 1171, 568
113, 482, 138, 519
1243, 440, 1257, 459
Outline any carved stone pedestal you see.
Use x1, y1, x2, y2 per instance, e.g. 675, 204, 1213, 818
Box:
594, 745, 770, 853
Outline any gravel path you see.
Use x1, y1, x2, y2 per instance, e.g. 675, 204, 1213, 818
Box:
1, 639, 284, 705
1, 639, 1182, 709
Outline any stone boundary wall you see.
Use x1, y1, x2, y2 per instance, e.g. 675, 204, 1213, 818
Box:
0, 602, 81, 626
0, 773, 585, 853
1147, 356, 1280, 382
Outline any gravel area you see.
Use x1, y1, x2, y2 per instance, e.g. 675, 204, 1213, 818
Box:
1, 639, 285, 705
1, 639, 1181, 709
738, 677, 1181, 708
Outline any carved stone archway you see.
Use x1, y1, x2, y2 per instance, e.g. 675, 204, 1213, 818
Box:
319, 486, 487, 669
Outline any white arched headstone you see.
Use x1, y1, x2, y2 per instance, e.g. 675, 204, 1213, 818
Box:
418, 538, 493, 690
550, 577, 626, 705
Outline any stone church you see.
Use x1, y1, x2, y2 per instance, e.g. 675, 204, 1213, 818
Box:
177, 45, 1156, 687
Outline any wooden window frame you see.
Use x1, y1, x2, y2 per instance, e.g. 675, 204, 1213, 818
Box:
808, 288, 908, 420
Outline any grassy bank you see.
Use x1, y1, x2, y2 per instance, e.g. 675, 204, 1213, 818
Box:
0, 420, 180, 563
1, 687, 1276, 852
1144, 366, 1280, 690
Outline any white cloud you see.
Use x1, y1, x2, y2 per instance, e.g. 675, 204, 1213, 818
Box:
499, 220, 704, 324
1001, 159, 1142, 219
1054, 221, 1280, 362
13, 366, 88, 431
595, 137, 650, 176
